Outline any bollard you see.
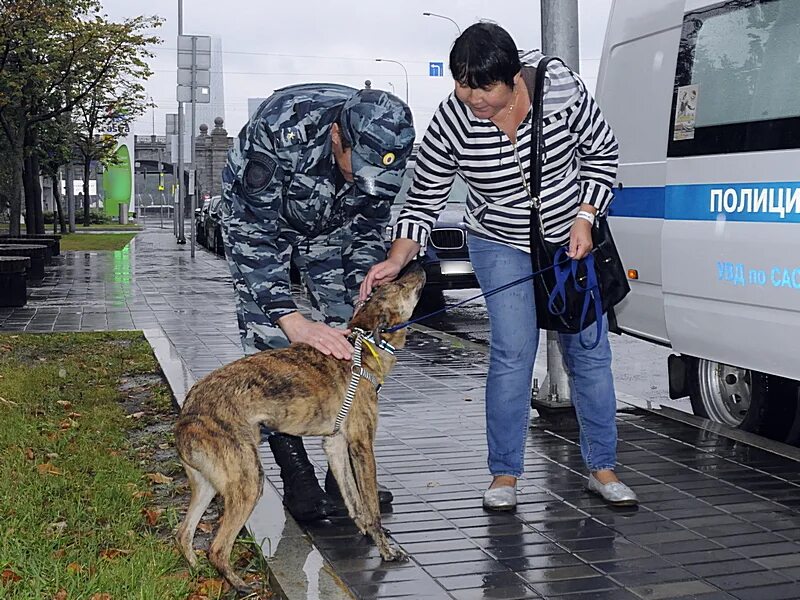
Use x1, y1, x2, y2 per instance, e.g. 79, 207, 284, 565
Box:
119, 203, 129, 225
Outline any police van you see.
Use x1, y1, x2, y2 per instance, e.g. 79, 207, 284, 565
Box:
595, 0, 800, 443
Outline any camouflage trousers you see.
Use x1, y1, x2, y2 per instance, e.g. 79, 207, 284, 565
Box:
228, 239, 353, 355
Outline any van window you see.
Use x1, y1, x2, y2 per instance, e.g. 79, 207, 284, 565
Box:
668, 0, 800, 157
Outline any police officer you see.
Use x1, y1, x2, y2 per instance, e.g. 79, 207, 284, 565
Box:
221, 84, 415, 522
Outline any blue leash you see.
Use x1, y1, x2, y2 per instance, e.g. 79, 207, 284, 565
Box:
383, 249, 604, 350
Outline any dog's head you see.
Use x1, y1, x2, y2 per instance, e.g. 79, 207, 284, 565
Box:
350, 262, 426, 351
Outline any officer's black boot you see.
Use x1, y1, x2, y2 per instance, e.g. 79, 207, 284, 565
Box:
325, 467, 394, 505
268, 433, 335, 522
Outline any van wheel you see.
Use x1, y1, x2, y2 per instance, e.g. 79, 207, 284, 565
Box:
689, 358, 800, 442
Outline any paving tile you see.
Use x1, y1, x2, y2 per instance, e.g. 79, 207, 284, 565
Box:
11, 227, 800, 600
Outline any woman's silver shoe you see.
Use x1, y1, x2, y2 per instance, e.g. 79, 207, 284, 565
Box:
482, 486, 517, 511
587, 473, 638, 506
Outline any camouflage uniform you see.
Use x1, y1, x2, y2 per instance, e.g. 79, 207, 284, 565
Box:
221, 84, 415, 353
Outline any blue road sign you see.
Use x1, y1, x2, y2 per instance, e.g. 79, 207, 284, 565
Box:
429, 62, 444, 77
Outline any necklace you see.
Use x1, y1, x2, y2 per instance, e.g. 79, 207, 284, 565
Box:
496, 86, 519, 124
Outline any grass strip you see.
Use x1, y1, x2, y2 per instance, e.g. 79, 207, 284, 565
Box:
0, 332, 269, 599
60, 233, 137, 252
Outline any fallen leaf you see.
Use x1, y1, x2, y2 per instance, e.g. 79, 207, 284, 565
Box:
158, 443, 170, 450
52, 549, 66, 559
146, 472, 173, 485
56, 400, 72, 409
37, 463, 63, 476
53, 589, 68, 600
127, 411, 146, 419
90, 594, 111, 600
196, 578, 225, 595
59, 418, 78, 430
1, 568, 21, 584
185, 595, 209, 600
24, 448, 34, 461
47, 521, 68, 536
132, 490, 152, 500
67, 412, 82, 419
66, 562, 82, 574
46, 452, 59, 459
197, 522, 213, 534
99, 548, 132, 560
142, 507, 164, 526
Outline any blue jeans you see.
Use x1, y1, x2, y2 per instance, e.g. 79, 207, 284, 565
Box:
467, 234, 618, 476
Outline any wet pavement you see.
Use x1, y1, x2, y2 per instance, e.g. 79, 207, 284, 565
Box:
3, 226, 800, 600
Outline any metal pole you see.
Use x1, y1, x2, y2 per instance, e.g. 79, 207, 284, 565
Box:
176, 0, 186, 244
533, 0, 581, 411
189, 35, 196, 258
540, 0, 580, 72
422, 12, 462, 35
375, 58, 409, 103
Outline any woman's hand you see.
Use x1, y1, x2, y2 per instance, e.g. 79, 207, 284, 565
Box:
359, 258, 404, 301
277, 312, 353, 360
568, 218, 594, 260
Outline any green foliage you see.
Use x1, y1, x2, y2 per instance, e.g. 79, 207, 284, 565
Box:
0, 0, 164, 235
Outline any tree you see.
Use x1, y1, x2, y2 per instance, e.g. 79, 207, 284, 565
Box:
0, 0, 161, 236
72, 78, 148, 227
36, 114, 74, 233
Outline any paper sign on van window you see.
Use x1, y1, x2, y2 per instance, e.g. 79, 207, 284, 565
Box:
673, 85, 698, 141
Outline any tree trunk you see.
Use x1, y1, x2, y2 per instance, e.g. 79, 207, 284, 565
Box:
65, 161, 76, 233
8, 143, 24, 237
52, 174, 66, 233
31, 153, 44, 234
22, 154, 36, 235
82, 158, 91, 227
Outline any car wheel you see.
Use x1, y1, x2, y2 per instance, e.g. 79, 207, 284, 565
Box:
215, 230, 224, 256
689, 358, 800, 443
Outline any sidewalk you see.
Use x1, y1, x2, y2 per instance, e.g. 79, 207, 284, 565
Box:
3, 225, 800, 600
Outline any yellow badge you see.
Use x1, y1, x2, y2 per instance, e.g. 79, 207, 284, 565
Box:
382, 152, 396, 166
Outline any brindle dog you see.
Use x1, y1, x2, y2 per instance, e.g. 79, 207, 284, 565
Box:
174, 263, 425, 591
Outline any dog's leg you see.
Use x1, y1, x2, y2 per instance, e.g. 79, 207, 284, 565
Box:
175, 462, 217, 568
207, 443, 264, 593
322, 435, 367, 532
348, 437, 408, 562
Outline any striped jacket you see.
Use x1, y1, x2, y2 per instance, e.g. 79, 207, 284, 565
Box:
393, 52, 618, 251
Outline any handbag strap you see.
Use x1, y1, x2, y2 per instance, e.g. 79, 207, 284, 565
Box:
521, 57, 556, 235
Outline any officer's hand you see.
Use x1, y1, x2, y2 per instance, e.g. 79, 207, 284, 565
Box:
278, 312, 353, 360
568, 218, 593, 260
359, 259, 404, 301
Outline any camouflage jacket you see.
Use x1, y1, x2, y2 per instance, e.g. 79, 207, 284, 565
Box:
221, 83, 392, 325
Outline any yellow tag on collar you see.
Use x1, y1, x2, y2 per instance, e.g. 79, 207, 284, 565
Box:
361, 338, 383, 378
382, 152, 396, 166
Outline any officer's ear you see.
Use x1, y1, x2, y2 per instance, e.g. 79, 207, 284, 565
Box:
331, 123, 351, 150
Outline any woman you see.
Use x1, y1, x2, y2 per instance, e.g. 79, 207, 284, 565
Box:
360, 22, 637, 510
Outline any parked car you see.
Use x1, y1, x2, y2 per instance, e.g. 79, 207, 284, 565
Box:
389, 165, 479, 308
195, 197, 211, 244
203, 195, 225, 256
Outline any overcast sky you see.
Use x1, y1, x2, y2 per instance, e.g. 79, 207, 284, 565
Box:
100, 0, 613, 138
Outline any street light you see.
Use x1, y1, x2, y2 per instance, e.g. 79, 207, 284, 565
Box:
422, 11, 462, 35
375, 58, 409, 104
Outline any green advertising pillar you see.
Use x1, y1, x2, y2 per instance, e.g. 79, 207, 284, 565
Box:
102, 138, 134, 219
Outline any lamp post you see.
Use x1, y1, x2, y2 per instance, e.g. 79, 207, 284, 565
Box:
422, 11, 462, 35
375, 58, 409, 104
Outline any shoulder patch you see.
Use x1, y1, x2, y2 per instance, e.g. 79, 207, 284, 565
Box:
242, 153, 277, 196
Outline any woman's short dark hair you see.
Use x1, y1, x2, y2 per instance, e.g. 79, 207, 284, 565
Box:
449, 22, 521, 89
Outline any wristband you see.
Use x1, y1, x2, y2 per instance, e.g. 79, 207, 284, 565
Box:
576, 210, 596, 226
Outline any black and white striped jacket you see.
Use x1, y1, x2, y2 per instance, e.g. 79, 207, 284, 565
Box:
393, 52, 618, 251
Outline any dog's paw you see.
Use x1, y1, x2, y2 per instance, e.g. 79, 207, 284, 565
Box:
381, 544, 409, 562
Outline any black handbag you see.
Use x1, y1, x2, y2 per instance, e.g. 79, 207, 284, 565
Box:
521, 59, 629, 346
